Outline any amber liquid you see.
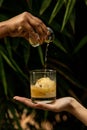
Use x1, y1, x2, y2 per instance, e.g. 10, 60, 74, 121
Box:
31, 97, 56, 104
31, 86, 56, 103
31, 44, 56, 103
44, 43, 49, 69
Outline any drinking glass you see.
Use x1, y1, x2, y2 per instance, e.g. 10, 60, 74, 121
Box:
30, 69, 56, 103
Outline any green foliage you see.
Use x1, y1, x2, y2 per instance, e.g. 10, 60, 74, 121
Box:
73, 35, 87, 53
48, 0, 64, 24
40, 0, 52, 15
0, 0, 87, 129
0, 0, 4, 7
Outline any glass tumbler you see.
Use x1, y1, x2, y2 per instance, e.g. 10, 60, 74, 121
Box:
30, 69, 56, 104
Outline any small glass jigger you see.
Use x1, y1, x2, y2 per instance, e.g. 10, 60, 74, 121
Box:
29, 27, 55, 47
30, 69, 56, 104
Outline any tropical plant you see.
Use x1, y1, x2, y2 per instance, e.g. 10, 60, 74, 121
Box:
0, 0, 87, 130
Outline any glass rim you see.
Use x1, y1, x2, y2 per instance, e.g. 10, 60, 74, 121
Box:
30, 69, 56, 73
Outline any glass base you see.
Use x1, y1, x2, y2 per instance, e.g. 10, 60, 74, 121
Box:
31, 97, 56, 104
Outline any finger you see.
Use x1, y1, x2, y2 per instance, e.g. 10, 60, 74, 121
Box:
13, 96, 38, 108
18, 23, 41, 43
32, 16, 48, 35
27, 15, 48, 44
35, 102, 55, 111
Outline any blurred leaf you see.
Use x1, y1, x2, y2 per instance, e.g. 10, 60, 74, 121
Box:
48, 57, 71, 71
11, 58, 28, 80
84, 0, 87, 5
54, 38, 68, 53
0, 0, 4, 6
48, 63, 84, 89
0, 48, 28, 81
4, 38, 12, 58
50, 20, 73, 38
0, 48, 17, 71
40, 0, 52, 15
21, 40, 30, 65
44, 111, 48, 120
38, 46, 44, 66
69, 10, 76, 33
73, 35, 87, 53
49, 0, 64, 24
61, 0, 76, 31
0, 55, 8, 95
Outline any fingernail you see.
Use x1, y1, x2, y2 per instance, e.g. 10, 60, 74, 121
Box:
13, 96, 17, 99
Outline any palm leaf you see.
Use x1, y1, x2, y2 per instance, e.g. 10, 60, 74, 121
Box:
84, 0, 87, 5
73, 35, 87, 53
48, 63, 84, 89
0, 49, 28, 81
54, 38, 68, 53
61, 0, 76, 31
38, 46, 44, 66
11, 58, 28, 80
0, 49, 17, 71
4, 38, 12, 58
0, 0, 4, 6
0, 55, 8, 95
49, 0, 64, 24
40, 0, 52, 15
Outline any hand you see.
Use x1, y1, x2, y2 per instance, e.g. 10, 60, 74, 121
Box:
1, 12, 48, 44
13, 96, 74, 112
13, 96, 87, 126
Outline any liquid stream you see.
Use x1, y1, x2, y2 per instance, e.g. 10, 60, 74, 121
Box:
44, 43, 49, 69
31, 43, 56, 104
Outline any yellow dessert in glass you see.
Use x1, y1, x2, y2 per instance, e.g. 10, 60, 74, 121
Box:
31, 77, 56, 97
30, 70, 56, 103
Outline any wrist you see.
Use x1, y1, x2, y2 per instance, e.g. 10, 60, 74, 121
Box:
68, 97, 87, 126
67, 97, 78, 113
